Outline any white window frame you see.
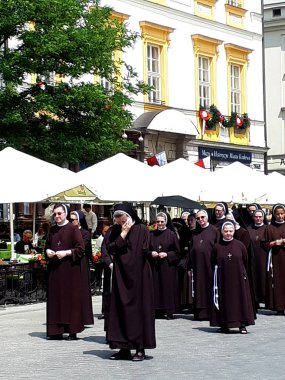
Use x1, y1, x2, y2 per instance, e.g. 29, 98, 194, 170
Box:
199, 56, 211, 108
230, 63, 241, 113
100, 77, 114, 95
147, 44, 161, 104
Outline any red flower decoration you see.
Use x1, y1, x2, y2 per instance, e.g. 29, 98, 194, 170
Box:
199, 109, 211, 121
236, 115, 243, 128
219, 114, 224, 124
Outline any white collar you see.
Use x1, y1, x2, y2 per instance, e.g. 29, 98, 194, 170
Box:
57, 220, 69, 227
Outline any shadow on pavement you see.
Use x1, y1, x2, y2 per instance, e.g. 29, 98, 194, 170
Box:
83, 349, 111, 359
29, 331, 47, 339
257, 309, 281, 316
175, 314, 194, 321
82, 335, 107, 344
194, 326, 251, 334
83, 349, 154, 361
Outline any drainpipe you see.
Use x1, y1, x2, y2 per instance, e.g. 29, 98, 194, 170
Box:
261, 0, 268, 174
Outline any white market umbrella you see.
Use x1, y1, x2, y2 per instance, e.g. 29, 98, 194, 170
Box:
0, 147, 96, 260
152, 158, 212, 202
76, 153, 157, 202
201, 161, 267, 204
0, 147, 91, 203
255, 171, 285, 205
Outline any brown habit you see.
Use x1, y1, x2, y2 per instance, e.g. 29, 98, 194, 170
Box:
45, 223, 94, 336
210, 239, 255, 329
190, 224, 220, 320
105, 223, 156, 350
265, 223, 285, 311
149, 228, 180, 314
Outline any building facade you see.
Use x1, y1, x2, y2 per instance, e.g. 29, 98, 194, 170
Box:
264, 0, 285, 174
101, 0, 267, 171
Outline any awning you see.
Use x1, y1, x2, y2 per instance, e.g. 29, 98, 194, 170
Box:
133, 109, 198, 136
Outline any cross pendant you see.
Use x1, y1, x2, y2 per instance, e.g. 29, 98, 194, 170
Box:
227, 252, 232, 260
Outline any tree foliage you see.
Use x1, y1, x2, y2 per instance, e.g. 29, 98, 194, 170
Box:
0, 0, 148, 165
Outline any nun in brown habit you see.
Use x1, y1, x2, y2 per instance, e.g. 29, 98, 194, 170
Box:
105, 203, 156, 361
210, 221, 255, 334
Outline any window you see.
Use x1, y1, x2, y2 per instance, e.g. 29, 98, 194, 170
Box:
225, 44, 252, 116
147, 45, 161, 103
199, 56, 211, 108
230, 64, 241, 113
140, 21, 174, 111
100, 77, 113, 95
225, 0, 246, 29
227, 0, 241, 7
194, 0, 217, 20
100, 52, 115, 95
273, 8, 281, 17
225, 44, 252, 143
0, 40, 8, 89
192, 35, 222, 111
95, 11, 129, 91
39, 71, 56, 86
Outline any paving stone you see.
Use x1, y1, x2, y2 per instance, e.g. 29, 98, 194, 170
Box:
1, 300, 285, 379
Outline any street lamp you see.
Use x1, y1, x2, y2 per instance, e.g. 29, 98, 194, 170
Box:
121, 129, 144, 142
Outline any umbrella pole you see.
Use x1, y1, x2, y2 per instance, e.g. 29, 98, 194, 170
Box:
9, 203, 16, 261
32, 203, 36, 237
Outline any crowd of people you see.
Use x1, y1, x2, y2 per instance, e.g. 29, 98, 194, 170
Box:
3, 200, 283, 362
92, 201, 285, 361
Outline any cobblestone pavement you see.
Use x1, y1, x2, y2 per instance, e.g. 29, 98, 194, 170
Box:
1, 297, 285, 380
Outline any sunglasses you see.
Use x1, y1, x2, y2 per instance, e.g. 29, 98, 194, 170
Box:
196, 216, 206, 220
70, 218, 78, 221
53, 212, 64, 216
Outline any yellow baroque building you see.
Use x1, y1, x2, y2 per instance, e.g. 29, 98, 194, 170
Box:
100, 0, 267, 171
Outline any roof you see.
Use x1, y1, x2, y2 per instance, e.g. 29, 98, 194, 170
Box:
133, 109, 198, 136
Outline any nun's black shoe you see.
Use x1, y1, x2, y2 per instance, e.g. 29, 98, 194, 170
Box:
217, 327, 230, 334
48, 334, 63, 340
239, 326, 247, 334
132, 350, 145, 362
97, 314, 105, 320
109, 349, 132, 360
66, 333, 78, 341
165, 313, 174, 320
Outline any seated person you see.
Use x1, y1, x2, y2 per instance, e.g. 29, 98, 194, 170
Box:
15, 230, 35, 254
0, 224, 10, 241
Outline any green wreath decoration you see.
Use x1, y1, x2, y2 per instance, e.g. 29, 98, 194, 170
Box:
199, 105, 250, 130
206, 105, 221, 129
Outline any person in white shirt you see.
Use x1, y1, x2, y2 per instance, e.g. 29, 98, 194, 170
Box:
82, 204, 98, 237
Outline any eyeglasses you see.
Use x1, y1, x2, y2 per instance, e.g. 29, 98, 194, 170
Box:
53, 212, 64, 216
156, 221, 165, 223
196, 216, 206, 220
